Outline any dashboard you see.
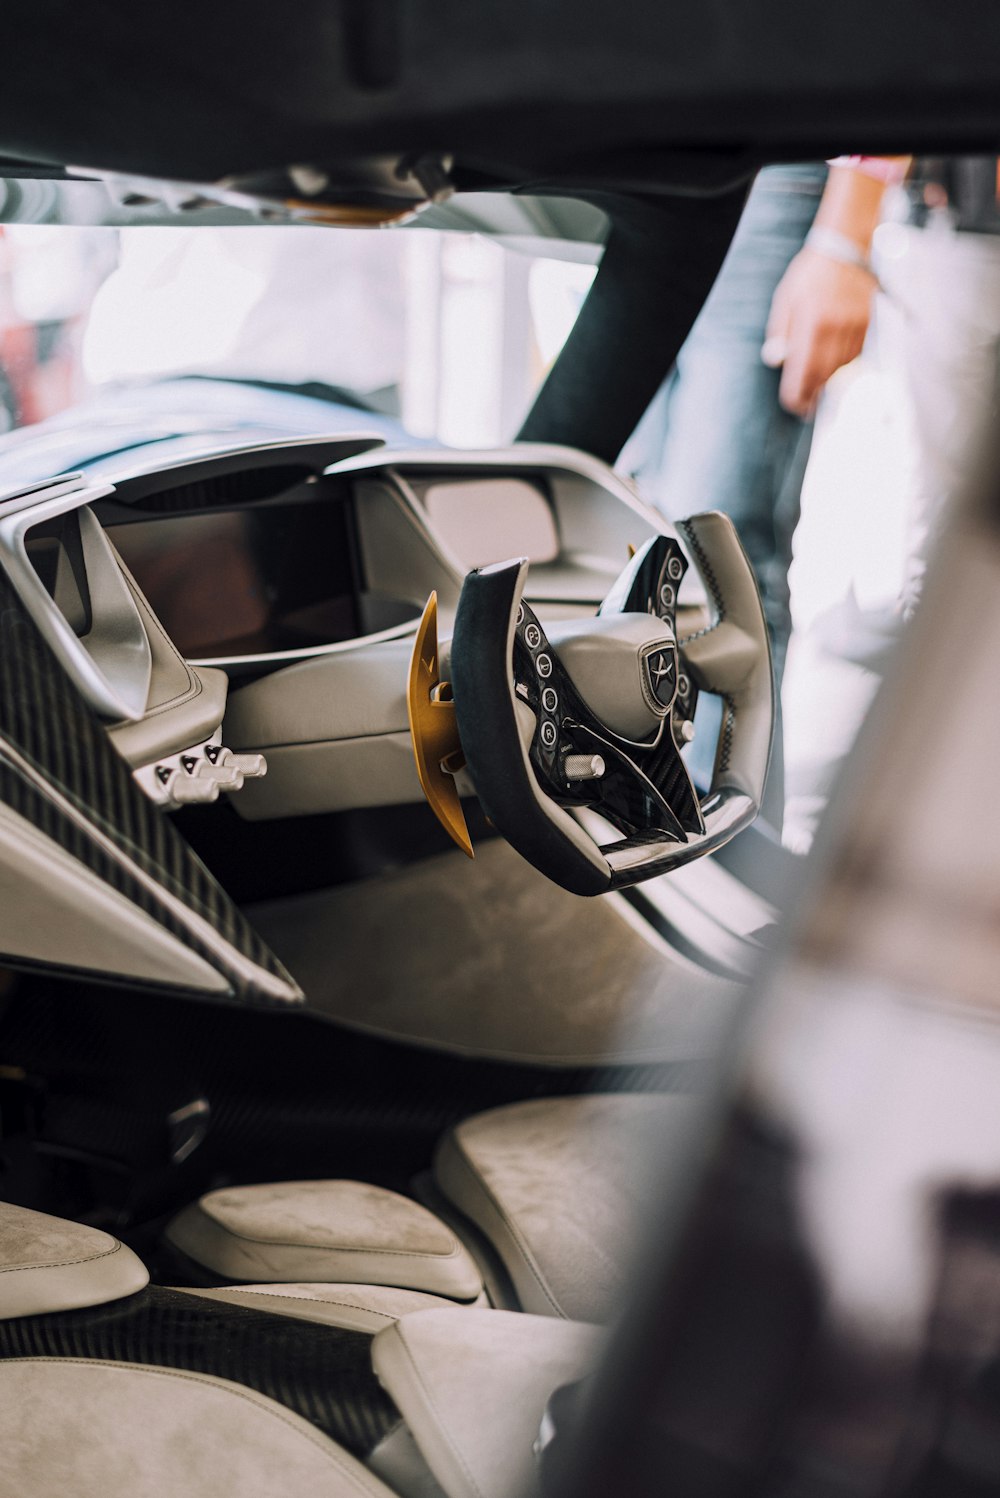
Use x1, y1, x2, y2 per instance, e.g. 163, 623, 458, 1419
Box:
0, 435, 671, 1003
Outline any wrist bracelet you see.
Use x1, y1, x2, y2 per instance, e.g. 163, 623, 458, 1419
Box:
805, 225, 879, 282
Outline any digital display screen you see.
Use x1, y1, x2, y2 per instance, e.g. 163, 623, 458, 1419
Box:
109, 500, 363, 658
25, 512, 93, 637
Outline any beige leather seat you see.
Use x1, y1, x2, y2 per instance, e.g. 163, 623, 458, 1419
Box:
0, 1360, 399, 1498
1, 1197, 606, 1498
166, 1093, 691, 1326
166, 1178, 485, 1302
1, 1089, 691, 1498
0, 1200, 149, 1318
372, 1307, 603, 1498
434, 1093, 693, 1321
0, 1200, 401, 1498
163, 1155, 623, 1498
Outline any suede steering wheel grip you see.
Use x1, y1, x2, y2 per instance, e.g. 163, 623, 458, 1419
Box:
449, 513, 774, 894
673, 512, 774, 810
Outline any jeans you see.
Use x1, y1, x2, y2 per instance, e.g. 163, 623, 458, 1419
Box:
621, 164, 827, 812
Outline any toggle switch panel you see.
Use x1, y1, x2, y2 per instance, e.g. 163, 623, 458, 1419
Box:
133, 727, 267, 809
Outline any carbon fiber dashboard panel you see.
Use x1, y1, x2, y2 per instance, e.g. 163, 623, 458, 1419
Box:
0, 564, 300, 1007
0, 1286, 398, 1456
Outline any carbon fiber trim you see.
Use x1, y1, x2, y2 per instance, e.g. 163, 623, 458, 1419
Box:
0, 566, 300, 1007
0, 980, 700, 1234
0, 1286, 399, 1456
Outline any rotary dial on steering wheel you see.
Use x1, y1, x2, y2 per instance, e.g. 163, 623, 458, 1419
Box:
408, 511, 774, 894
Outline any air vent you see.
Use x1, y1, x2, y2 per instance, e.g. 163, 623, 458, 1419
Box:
128, 465, 314, 514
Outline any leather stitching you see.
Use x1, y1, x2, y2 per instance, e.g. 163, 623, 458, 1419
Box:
196, 1209, 467, 1262
205, 1288, 434, 1321
676, 519, 726, 636
0, 1238, 124, 1275
719, 694, 737, 773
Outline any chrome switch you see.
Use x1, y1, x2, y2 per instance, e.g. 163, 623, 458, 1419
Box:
563, 753, 606, 782
216, 749, 267, 778
192, 760, 245, 791
169, 774, 221, 805
133, 730, 268, 808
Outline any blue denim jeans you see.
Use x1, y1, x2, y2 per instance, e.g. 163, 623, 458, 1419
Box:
621, 165, 827, 812
622, 163, 827, 682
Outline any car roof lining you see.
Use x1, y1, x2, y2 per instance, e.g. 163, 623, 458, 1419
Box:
5, 0, 999, 175
4, 0, 1000, 461
3, 0, 1000, 180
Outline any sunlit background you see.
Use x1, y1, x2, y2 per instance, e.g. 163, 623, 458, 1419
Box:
0, 217, 929, 848
0, 224, 595, 447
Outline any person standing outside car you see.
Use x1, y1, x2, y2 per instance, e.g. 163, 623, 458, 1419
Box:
622, 157, 905, 825
875, 156, 1000, 616
763, 158, 909, 416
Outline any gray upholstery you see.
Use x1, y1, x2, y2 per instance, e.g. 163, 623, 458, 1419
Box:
0, 1359, 395, 1498
434, 1094, 693, 1320
166, 1179, 483, 1300
372, 1308, 603, 1498
247, 838, 740, 1067
0, 1201, 148, 1320
184, 1281, 470, 1332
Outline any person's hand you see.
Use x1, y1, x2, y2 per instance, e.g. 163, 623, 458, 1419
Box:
762, 247, 878, 418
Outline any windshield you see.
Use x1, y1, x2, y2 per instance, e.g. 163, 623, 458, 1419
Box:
0, 224, 597, 447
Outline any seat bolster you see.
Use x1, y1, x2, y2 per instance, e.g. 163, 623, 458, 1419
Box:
434, 1095, 693, 1321
182, 1281, 471, 1333
165, 1180, 483, 1300
433, 1127, 564, 1318
0, 1358, 396, 1498
0, 1202, 148, 1319
371, 1308, 603, 1498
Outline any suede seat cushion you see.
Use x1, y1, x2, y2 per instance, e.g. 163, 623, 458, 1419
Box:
434, 1093, 694, 1321
165, 1179, 483, 1300
0, 1358, 396, 1498
0, 1201, 148, 1320
372, 1308, 603, 1498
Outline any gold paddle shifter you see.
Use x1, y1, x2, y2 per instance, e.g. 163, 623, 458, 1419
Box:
407, 593, 474, 858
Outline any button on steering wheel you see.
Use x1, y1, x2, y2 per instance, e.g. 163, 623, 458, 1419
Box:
413, 511, 774, 894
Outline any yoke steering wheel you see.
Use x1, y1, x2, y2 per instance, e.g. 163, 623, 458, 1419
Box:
412, 512, 773, 895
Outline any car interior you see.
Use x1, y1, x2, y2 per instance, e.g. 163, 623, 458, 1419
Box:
1, 3, 1000, 1496
0, 418, 776, 1498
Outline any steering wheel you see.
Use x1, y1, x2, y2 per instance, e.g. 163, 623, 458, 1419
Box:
410, 512, 774, 895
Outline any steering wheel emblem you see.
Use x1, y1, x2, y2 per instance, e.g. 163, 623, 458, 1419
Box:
642, 645, 678, 712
